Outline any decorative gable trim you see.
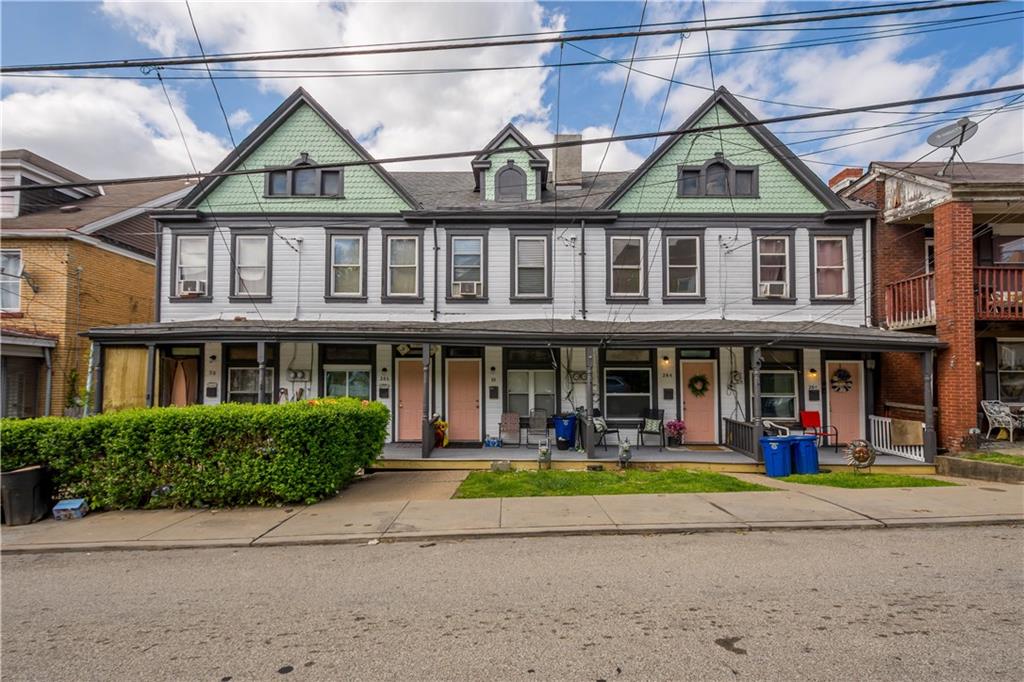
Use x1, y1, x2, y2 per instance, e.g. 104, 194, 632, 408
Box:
600, 86, 847, 212
472, 123, 549, 191
179, 87, 420, 210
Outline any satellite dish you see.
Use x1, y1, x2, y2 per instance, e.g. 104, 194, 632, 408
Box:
927, 117, 978, 148
925, 117, 979, 177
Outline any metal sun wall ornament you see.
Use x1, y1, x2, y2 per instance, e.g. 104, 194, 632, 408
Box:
845, 439, 876, 469
830, 367, 853, 393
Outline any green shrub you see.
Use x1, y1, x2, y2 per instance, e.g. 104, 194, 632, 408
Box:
0, 399, 389, 509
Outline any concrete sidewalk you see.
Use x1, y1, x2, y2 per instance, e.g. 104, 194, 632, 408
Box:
2, 474, 1021, 554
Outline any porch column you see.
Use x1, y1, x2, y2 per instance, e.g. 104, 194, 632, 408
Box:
750, 346, 762, 425
922, 349, 937, 463
144, 344, 156, 408
256, 341, 267, 404
43, 347, 53, 417
421, 344, 433, 458
584, 346, 595, 458
89, 341, 103, 416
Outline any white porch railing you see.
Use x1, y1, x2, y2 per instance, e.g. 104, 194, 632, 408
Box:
868, 415, 926, 462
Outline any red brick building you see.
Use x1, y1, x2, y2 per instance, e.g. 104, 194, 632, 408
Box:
837, 162, 1024, 450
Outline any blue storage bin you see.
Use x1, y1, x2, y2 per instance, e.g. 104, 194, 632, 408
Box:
760, 436, 793, 477
791, 435, 820, 475
553, 414, 577, 450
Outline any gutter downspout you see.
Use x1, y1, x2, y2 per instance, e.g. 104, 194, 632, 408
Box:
43, 347, 52, 416
294, 236, 304, 320
863, 217, 872, 327
154, 221, 162, 322
580, 219, 587, 319
432, 220, 439, 321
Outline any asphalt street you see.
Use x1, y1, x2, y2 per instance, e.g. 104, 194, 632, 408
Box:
2, 526, 1021, 681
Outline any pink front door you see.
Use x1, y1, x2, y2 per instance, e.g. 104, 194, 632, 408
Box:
397, 359, 424, 441
680, 360, 717, 443
826, 361, 864, 444
447, 359, 481, 442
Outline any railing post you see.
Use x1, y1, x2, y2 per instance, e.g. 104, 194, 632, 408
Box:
256, 341, 267, 404
922, 349, 937, 463
750, 347, 762, 425
422, 344, 433, 458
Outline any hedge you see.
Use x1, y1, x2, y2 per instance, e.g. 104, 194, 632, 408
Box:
0, 398, 389, 509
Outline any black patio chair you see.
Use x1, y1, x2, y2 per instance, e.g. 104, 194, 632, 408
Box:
592, 408, 620, 451
637, 408, 666, 451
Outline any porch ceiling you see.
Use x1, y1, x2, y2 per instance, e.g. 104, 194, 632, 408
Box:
85, 317, 942, 352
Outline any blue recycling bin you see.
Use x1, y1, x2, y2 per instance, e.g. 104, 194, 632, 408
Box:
553, 414, 577, 451
791, 435, 820, 475
760, 436, 793, 477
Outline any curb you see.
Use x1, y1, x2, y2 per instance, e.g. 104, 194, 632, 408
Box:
3, 516, 1019, 555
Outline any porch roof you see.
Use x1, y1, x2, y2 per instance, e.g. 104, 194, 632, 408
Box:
85, 317, 942, 351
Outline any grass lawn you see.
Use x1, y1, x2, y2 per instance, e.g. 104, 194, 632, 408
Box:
453, 468, 772, 499
961, 452, 1024, 467
779, 472, 957, 488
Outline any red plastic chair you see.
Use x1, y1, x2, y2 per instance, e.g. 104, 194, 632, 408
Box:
800, 410, 839, 451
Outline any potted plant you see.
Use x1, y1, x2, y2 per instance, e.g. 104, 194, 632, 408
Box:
665, 420, 686, 446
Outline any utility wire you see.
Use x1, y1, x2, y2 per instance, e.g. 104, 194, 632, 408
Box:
7, 82, 1022, 194
0, 0, 998, 74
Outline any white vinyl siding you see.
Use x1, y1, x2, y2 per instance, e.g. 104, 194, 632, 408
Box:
514, 236, 547, 297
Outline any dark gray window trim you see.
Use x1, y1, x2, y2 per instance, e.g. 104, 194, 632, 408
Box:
598, 347, 658, 422
167, 227, 214, 303
445, 228, 489, 303
381, 228, 425, 303
605, 229, 650, 303
808, 228, 855, 303
263, 153, 344, 199
661, 228, 707, 303
677, 154, 759, 198
324, 228, 368, 303
751, 228, 797, 305
221, 342, 280, 404
495, 161, 528, 203
509, 228, 553, 303
228, 227, 273, 303
744, 346, 804, 423
502, 347, 562, 419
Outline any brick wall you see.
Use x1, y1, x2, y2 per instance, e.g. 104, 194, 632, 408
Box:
0, 237, 154, 414
932, 200, 977, 450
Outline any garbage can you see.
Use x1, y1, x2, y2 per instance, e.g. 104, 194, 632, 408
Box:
553, 414, 577, 451
759, 436, 793, 477
791, 435, 820, 475
1, 465, 51, 526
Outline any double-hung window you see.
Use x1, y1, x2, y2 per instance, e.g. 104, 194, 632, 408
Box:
450, 235, 484, 298
609, 235, 644, 297
329, 234, 364, 297
386, 234, 420, 298
232, 232, 270, 298
998, 341, 1024, 402
173, 233, 211, 298
513, 235, 548, 298
755, 235, 791, 299
812, 235, 849, 299
604, 367, 652, 420
266, 153, 342, 198
1, 250, 22, 311
505, 348, 557, 415
752, 370, 798, 420
664, 235, 701, 297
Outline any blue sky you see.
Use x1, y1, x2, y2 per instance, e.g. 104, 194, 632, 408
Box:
2, 1, 1022, 178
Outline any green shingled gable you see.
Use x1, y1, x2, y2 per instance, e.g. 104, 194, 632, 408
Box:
199, 103, 412, 213
611, 105, 828, 214
483, 137, 538, 202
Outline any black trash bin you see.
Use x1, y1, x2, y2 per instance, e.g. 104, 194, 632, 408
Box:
1, 465, 52, 526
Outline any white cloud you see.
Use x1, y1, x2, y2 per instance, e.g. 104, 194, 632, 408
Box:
0, 77, 230, 177
101, 1, 565, 170
227, 108, 253, 131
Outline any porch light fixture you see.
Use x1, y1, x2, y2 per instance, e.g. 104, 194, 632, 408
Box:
808, 368, 818, 378
661, 355, 670, 364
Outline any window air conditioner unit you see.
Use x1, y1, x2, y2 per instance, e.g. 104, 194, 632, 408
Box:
759, 282, 787, 298
179, 279, 207, 296
456, 281, 480, 297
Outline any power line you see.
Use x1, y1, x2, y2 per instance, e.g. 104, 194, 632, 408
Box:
6, 82, 1022, 194
0, 0, 998, 74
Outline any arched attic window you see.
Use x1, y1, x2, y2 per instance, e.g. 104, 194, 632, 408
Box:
677, 152, 757, 198
266, 152, 343, 198
495, 160, 527, 202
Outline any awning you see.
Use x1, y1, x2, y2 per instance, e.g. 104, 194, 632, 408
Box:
85, 318, 942, 352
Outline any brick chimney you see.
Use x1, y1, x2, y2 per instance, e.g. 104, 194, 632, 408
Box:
553, 133, 582, 189
828, 167, 863, 192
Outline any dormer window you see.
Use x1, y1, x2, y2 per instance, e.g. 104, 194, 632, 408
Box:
678, 153, 757, 198
266, 153, 343, 198
495, 160, 527, 202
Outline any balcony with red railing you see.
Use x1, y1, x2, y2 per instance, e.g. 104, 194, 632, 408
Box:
884, 272, 935, 329
885, 267, 1024, 329
975, 266, 1024, 320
